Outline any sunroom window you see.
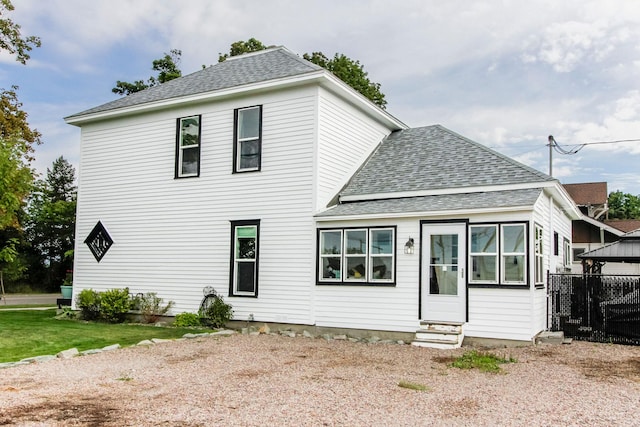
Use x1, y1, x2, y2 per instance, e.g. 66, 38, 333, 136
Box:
469, 222, 528, 286
535, 224, 544, 285
502, 224, 526, 283
176, 115, 200, 178
234, 106, 262, 172
470, 225, 498, 283
318, 227, 395, 285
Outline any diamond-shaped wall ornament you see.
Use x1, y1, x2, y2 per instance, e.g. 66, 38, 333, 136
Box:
84, 221, 113, 262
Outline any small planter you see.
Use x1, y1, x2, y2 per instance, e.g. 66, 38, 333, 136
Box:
60, 285, 73, 299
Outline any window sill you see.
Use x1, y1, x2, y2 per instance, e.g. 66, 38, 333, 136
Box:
468, 283, 530, 289
316, 282, 396, 287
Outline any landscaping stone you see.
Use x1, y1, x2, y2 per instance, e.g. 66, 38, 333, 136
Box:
136, 340, 154, 346
348, 338, 359, 343
182, 333, 201, 339
82, 349, 103, 356
211, 330, 235, 336
0, 361, 30, 369
57, 348, 79, 359
102, 344, 121, 352
322, 334, 333, 341
280, 331, 296, 338
21, 355, 56, 364
302, 330, 314, 338
368, 336, 381, 343
151, 338, 173, 343
249, 331, 260, 336
333, 334, 347, 340
258, 324, 270, 334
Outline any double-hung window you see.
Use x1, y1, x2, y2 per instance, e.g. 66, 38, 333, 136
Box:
234, 106, 262, 172
563, 238, 571, 269
469, 223, 528, 285
230, 220, 260, 297
470, 225, 498, 283
501, 224, 526, 283
318, 227, 395, 285
534, 224, 544, 286
176, 115, 201, 178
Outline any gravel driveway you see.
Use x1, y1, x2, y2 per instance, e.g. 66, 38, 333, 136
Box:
1, 333, 639, 426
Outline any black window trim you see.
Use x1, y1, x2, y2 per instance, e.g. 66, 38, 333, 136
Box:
233, 105, 263, 173
174, 114, 202, 179
467, 220, 531, 289
316, 225, 397, 287
229, 219, 260, 298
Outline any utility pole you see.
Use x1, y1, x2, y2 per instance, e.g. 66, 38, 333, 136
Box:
547, 135, 554, 176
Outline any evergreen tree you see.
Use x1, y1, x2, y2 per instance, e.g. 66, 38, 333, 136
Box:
25, 157, 76, 291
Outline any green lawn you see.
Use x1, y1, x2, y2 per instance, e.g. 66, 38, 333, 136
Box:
0, 309, 211, 363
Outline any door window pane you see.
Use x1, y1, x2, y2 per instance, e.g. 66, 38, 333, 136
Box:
430, 265, 458, 295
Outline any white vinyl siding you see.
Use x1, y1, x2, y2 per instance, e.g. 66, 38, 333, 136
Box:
316, 88, 393, 210
73, 87, 318, 323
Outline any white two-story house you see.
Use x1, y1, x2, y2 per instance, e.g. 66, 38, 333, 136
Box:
65, 46, 580, 346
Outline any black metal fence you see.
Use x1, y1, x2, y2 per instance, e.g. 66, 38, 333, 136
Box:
548, 273, 640, 345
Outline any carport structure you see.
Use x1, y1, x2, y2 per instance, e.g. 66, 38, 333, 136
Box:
578, 229, 640, 274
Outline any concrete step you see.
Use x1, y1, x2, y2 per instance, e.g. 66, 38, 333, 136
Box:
411, 336, 462, 349
418, 321, 463, 334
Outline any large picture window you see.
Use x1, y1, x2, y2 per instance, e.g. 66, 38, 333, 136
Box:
175, 115, 200, 178
469, 222, 528, 286
230, 220, 260, 297
234, 106, 262, 172
318, 227, 395, 285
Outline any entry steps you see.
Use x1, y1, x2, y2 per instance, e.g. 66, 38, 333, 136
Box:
411, 321, 464, 349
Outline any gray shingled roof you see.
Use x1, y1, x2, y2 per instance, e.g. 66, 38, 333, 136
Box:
340, 125, 553, 197
66, 47, 323, 119
578, 229, 640, 262
316, 188, 543, 218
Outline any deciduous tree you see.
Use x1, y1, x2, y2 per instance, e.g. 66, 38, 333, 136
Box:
608, 190, 640, 220
112, 49, 182, 96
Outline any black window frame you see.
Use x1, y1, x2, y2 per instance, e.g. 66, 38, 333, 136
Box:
316, 226, 397, 286
233, 105, 263, 173
229, 219, 260, 297
175, 115, 202, 179
468, 221, 531, 288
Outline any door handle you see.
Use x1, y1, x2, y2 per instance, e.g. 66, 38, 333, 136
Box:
461, 267, 464, 278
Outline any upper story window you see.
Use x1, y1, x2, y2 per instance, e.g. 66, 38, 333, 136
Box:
469, 222, 528, 286
234, 106, 262, 173
318, 227, 395, 285
175, 115, 201, 178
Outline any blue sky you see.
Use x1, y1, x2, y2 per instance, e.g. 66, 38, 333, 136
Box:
4, 0, 640, 195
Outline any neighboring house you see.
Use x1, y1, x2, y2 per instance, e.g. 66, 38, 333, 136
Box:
563, 182, 638, 274
65, 46, 580, 347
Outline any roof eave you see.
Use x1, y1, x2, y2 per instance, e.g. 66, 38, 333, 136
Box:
315, 204, 533, 222
339, 181, 553, 203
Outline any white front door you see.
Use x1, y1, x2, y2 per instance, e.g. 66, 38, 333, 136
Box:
421, 223, 467, 323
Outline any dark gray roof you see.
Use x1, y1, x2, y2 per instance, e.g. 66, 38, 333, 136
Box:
340, 125, 553, 197
66, 47, 323, 119
317, 188, 543, 218
578, 229, 640, 262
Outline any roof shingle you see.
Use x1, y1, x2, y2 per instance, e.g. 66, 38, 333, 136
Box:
66, 47, 323, 119
340, 125, 553, 197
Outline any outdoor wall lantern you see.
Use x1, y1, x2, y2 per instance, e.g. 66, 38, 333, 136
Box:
404, 237, 415, 255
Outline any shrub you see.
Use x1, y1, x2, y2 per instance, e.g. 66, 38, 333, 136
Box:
199, 295, 233, 328
138, 292, 175, 323
76, 289, 101, 321
174, 312, 201, 327
99, 288, 131, 323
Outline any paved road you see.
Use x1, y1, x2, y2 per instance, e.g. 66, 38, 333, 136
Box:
0, 293, 61, 306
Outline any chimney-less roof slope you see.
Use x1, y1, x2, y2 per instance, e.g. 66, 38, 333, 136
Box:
66, 47, 323, 119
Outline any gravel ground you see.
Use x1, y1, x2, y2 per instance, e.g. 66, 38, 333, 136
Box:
1, 333, 639, 426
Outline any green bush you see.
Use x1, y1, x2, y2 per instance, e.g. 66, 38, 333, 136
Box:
76, 289, 101, 321
138, 292, 175, 323
174, 312, 201, 327
200, 295, 233, 328
99, 288, 131, 323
